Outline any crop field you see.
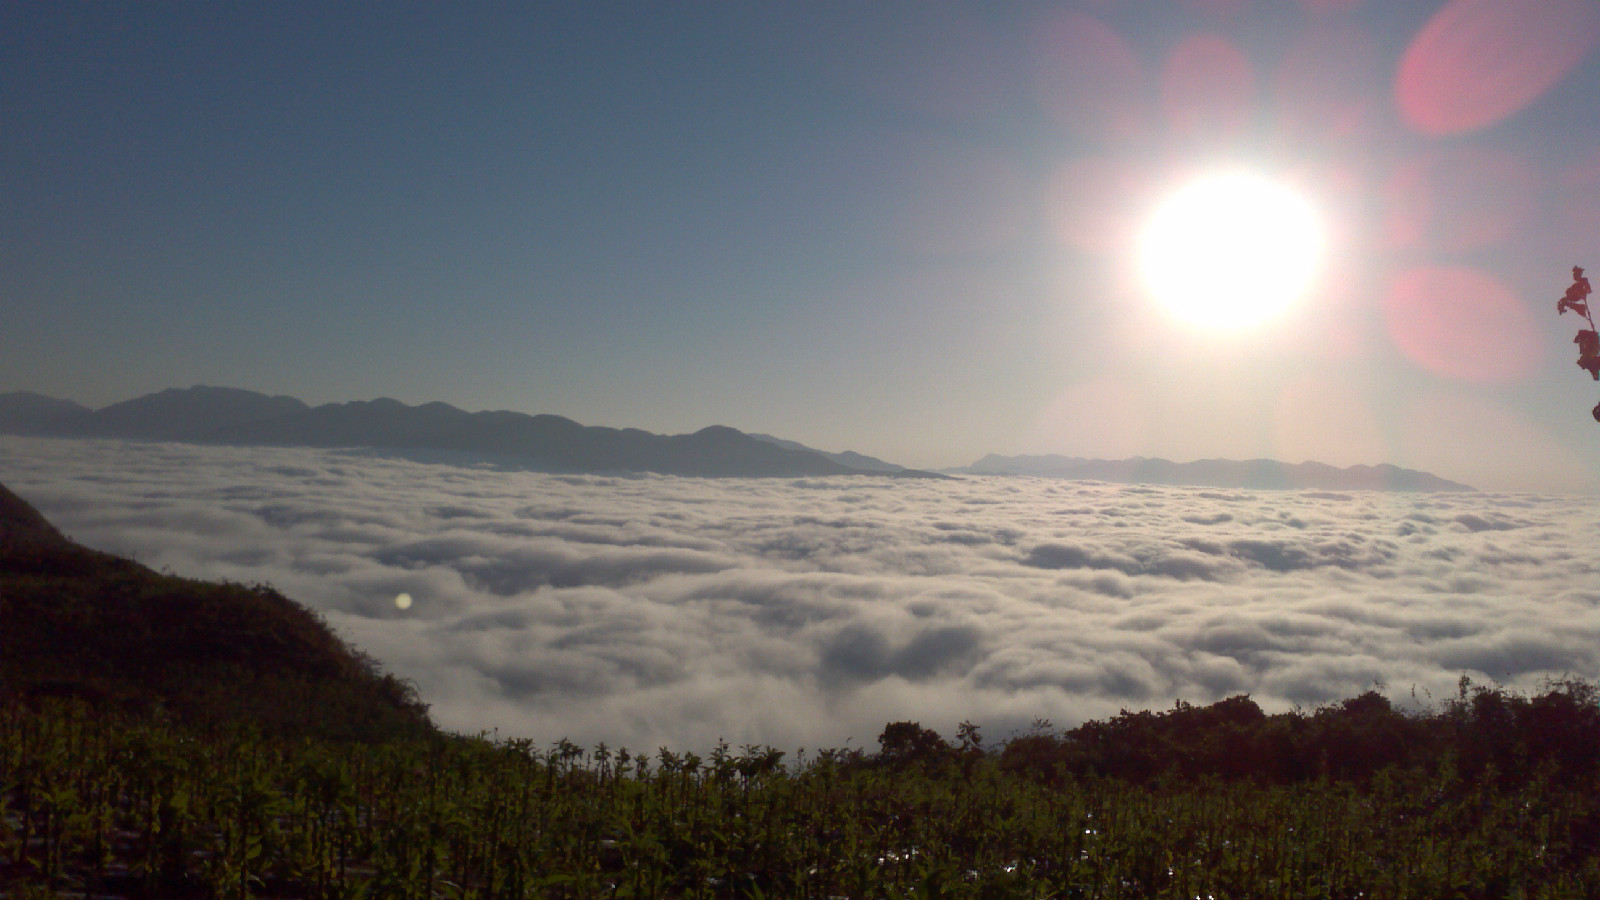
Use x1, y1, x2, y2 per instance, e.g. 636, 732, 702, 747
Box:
4, 682, 1600, 899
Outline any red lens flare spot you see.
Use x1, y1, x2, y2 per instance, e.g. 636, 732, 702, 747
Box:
1161, 34, 1256, 141
1034, 11, 1148, 144
1383, 266, 1542, 382
1396, 0, 1600, 136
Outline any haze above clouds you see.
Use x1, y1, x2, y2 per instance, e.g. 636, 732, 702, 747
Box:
6, 436, 1597, 752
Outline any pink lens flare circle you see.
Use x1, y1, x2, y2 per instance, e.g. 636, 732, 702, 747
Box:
1396, 0, 1600, 136
1382, 266, 1542, 382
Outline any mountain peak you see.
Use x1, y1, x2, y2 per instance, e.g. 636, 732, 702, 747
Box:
91, 385, 309, 440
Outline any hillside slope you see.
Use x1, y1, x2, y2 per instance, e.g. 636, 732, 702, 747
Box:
0, 481, 432, 740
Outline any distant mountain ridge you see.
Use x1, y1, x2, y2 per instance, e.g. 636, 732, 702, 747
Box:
957, 453, 1474, 492
0, 387, 945, 479
0, 388, 1471, 489
748, 433, 907, 474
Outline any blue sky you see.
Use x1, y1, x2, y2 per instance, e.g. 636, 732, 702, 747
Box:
5, 1, 1600, 490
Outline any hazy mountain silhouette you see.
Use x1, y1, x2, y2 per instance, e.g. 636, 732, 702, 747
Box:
747, 433, 949, 479
957, 454, 1474, 492
0, 388, 1471, 488
0, 391, 96, 435
94, 385, 309, 440
0, 385, 953, 477
0, 480, 432, 740
0, 387, 884, 478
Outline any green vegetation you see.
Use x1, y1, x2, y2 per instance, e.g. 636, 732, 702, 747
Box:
3, 678, 1599, 899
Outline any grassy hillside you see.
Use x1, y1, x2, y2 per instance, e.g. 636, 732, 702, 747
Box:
0, 481, 432, 741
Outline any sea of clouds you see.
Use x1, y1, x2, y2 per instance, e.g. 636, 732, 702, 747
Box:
4, 435, 1599, 754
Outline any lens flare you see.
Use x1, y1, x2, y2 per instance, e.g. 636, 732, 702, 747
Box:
1396, 0, 1600, 135
1382, 266, 1541, 382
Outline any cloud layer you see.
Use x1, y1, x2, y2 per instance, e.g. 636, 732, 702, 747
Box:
4, 436, 1598, 753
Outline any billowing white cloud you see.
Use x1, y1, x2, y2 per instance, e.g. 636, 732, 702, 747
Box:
4, 436, 1599, 753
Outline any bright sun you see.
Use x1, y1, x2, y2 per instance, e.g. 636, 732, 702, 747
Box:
1138, 171, 1323, 331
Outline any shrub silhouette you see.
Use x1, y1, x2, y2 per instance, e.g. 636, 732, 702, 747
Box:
994, 679, 1600, 789
876, 720, 955, 768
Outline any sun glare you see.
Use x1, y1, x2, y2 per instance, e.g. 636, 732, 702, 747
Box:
1138, 171, 1323, 331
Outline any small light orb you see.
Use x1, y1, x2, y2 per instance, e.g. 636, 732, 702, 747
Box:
395, 592, 413, 610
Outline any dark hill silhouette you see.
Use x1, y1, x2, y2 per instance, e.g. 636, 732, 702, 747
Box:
0, 479, 64, 544
0, 391, 95, 435
0, 388, 876, 478
747, 432, 951, 478
1, 388, 1472, 488
749, 432, 905, 472
92, 385, 309, 440
958, 453, 1474, 492
0, 481, 432, 741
